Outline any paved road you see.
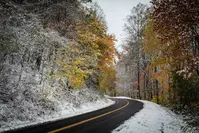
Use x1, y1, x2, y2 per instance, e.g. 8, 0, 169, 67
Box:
7, 98, 143, 133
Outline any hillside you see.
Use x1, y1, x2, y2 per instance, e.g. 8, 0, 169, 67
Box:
0, 0, 116, 131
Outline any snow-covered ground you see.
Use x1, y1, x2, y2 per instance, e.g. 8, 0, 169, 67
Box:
0, 98, 114, 133
112, 97, 198, 133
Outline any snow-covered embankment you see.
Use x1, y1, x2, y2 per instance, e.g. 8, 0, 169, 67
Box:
112, 97, 197, 133
0, 98, 114, 133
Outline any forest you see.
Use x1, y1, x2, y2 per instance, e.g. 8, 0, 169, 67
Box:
0, 0, 199, 132
0, 0, 116, 130
116, 0, 199, 128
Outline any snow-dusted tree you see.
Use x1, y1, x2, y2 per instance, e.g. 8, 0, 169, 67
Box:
0, 0, 115, 129
151, 0, 199, 78
119, 3, 149, 99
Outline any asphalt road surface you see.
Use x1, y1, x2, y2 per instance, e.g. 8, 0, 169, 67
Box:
6, 98, 143, 133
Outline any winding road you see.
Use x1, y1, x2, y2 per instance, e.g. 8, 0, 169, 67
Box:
7, 98, 143, 133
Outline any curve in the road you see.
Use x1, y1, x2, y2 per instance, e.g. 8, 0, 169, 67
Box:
6, 98, 143, 133
49, 100, 129, 133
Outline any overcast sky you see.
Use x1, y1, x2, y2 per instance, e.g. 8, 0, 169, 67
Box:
93, 0, 150, 50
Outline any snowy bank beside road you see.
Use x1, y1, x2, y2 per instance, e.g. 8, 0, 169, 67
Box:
112, 97, 198, 133
0, 98, 114, 133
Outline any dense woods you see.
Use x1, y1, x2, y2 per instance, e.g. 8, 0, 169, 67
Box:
116, 0, 199, 128
0, 0, 199, 131
0, 0, 116, 129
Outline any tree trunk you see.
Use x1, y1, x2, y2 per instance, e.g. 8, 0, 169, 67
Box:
155, 66, 159, 104
143, 72, 146, 100
137, 62, 141, 99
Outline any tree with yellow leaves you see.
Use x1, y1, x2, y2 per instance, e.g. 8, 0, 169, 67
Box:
56, 3, 116, 93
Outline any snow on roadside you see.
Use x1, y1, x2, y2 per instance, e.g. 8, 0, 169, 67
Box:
0, 98, 114, 133
112, 97, 197, 133
109, 96, 133, 100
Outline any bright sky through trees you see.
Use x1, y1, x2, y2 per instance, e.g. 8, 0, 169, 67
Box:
94, 0, 150, 51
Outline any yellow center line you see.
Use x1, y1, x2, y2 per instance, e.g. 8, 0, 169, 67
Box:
48, 100, 129, 133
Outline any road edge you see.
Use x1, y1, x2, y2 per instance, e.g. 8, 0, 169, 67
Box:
1, 98, 116, 133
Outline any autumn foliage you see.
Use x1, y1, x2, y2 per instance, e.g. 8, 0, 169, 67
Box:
142, 0, 199, 107
118, 0, 199, 111
56, 5, 116, 93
